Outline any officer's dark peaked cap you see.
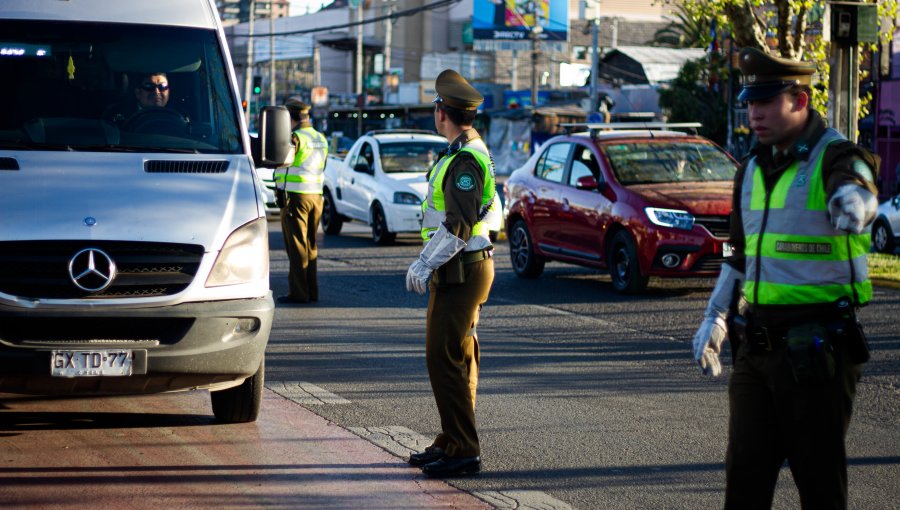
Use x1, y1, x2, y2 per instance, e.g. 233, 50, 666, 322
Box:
738, 47, 816, 102
285, 96, 311, 114
433, 69, 483, 111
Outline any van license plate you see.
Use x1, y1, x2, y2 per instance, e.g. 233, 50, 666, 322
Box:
50, 350, 133, 377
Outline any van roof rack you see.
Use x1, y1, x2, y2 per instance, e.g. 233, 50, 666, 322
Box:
365, 129, 439, 136
559, 122, 702, 137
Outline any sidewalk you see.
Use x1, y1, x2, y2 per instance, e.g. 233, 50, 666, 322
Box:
0, 388, 491, 509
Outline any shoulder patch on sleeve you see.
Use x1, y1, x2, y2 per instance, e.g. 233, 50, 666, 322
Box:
455, 172, 476, 192
852, 159, 874, 184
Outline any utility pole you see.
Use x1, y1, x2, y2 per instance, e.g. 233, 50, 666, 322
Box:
585, 0, 599, 113
269, 3, 276, 107
243, 0, 256, 126
510, 50, 517, 90
353, 0, 363, 135
529, 0, 542, 109
382, 0, 394, 104
825, 2, 878, 142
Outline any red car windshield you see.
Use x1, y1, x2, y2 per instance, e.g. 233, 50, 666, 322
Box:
602, 141, 736, 185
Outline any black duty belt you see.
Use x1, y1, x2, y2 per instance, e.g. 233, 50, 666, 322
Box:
746, 324, 791, 352
462, 248, 493, 264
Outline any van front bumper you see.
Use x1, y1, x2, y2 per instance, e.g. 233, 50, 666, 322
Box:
0, 295, 273, 395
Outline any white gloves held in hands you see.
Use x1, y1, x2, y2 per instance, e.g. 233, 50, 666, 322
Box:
406, 259, 432, 295
405, 224, 467, 295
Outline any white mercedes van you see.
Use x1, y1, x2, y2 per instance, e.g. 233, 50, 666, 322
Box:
0, 0, 293, 422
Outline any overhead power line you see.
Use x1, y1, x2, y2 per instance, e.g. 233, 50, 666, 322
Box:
233, 0, 462, 38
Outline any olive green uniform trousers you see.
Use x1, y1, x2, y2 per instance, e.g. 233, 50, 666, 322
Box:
725, 332, 861, 509
280, 192, 322, 302
426, 257, 493, 458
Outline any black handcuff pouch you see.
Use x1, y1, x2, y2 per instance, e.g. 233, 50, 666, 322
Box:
786, 323, 835, 385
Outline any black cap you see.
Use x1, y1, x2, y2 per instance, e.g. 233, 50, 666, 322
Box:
433, 69, 483, 111
737, 47, 816, 102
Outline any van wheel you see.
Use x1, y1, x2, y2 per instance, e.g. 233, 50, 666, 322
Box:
872, 219, 895, 253
211, 360, 264, 423
509, 220, 544, 278
608, 230, 649, 294
371, 203, 396, 245
321, 189, 343, 235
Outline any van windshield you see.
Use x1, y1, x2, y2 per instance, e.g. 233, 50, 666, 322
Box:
0, 20, 242, 154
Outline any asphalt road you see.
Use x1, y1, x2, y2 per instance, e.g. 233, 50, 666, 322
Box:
267, 221, 900, 510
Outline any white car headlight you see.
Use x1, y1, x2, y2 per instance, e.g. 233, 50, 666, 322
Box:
206, 218, 269, 287
645, 207, 695, 231
393, 192, 421, 205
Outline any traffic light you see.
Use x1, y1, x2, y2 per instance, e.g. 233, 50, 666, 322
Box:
252, 76, 262, 95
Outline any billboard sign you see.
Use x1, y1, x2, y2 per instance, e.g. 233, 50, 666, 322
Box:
472, 0, 568, 52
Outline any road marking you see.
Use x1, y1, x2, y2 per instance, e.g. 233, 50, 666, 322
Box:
266, 380, 351, 405
349, 426, 576, 510
348, 425, 429, 458
473, 490, 575, 510
489, 296, 679, 342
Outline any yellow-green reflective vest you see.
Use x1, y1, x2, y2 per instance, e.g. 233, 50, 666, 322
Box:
740, 127, 871, 306
274, 127, 328, 194
420, 139, 496, 247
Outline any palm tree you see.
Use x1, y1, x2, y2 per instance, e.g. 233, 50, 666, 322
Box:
652, 2, 710, 48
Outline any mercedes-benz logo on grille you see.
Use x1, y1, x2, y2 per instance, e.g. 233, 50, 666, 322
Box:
68, 248, 117, 292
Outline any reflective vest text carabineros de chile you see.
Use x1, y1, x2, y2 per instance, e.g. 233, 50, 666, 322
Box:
420, 139, 496, 248
740, 128, 871, 306
275, 127, 328, 195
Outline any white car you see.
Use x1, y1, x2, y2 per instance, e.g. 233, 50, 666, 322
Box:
873, 193, 900, 253
322, 130, 447, 244
255, 166, 280, 218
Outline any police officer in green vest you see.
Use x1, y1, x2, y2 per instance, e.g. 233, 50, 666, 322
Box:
274, 97, 328, 304
405, 69, 496, 477
692, 48, 880, 509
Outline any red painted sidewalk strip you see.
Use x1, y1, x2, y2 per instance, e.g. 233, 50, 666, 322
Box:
0, 389, 490, 509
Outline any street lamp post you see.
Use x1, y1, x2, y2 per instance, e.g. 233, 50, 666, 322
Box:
243, 0, 256, 126
530, 24, 542, 108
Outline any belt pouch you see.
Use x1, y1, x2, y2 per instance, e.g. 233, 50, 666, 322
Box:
438, 254, 465, 285
727, 314, 748, 363
841, 318, 871, 364
786, 323, 834, 384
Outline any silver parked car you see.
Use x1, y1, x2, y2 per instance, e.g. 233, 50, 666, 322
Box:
872, 193, 900, 253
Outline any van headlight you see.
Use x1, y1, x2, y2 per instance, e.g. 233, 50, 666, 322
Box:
645, 207, 695, 231
393, 192, 421, 205
206, 218, 269, 287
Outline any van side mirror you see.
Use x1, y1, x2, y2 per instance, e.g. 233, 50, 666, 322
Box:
354, 162, 373, 174
252, 106, 293, 168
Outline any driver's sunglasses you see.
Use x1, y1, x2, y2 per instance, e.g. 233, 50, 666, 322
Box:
140, 82, 169, 92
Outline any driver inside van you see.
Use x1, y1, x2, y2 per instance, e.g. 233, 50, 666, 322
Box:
105, 72, 182, 128
135, 72, 170, 109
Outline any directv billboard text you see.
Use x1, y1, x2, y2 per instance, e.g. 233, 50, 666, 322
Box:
472, 0, 568, 52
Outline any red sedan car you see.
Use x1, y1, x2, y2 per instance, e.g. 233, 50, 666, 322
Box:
504, 126, 738, 293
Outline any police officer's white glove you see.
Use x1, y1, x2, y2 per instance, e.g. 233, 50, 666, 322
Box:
692, 264, 743, 377
405, 223, 467, 295
693, 314, 727, 376
828, 184, 877, 234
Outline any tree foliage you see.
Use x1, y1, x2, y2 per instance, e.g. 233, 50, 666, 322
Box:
657, 0, 898, 114
659, 55, 730, 145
